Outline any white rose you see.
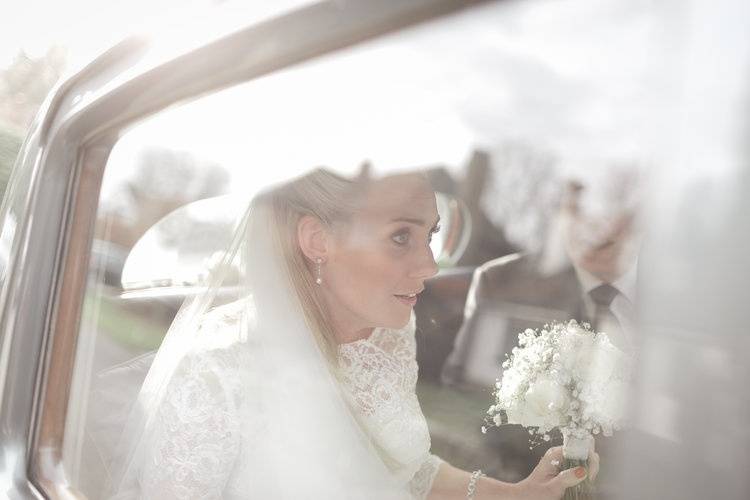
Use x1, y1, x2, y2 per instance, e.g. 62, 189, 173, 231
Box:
505, 405, 550, 429
515, 378, 570, 430
526, 378, 570, 414
589, 380, 628, 424
557, 331, 595, 372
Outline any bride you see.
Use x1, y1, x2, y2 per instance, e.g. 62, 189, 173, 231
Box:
106, 168, 597, 499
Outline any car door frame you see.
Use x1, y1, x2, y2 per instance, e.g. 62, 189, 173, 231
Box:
0, 0, 496, 497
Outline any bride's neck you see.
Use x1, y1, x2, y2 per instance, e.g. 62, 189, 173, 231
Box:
329, 309, 374, 344
321, 294, 374, 344
335, 324, 375, 344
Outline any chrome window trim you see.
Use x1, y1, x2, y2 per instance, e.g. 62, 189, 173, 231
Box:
0, 0, 497, 497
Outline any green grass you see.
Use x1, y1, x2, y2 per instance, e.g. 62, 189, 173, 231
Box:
83, 293, 169, 351
416, 380, 508, 473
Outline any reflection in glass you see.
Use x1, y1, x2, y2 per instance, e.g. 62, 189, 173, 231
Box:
55, 0, 701, 497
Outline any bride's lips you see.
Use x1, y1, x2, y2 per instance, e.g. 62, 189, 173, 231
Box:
394, 291, 422, 307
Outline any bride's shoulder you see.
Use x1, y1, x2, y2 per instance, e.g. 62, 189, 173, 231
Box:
192, 298, 254, 348
201, 297, 253, 330
174, 298, 254, 379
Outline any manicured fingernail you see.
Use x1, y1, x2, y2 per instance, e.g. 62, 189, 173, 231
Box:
575, 467, 587, 479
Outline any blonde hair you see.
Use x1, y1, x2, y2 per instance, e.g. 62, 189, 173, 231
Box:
267, 169, 362, 361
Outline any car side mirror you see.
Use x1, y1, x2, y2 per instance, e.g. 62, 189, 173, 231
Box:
431, 192, 472, 267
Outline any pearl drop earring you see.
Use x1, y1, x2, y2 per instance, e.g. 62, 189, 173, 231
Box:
315, 258, 323, 285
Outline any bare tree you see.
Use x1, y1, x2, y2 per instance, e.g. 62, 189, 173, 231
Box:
0, 46, 67, 198
0, 46, 67, 131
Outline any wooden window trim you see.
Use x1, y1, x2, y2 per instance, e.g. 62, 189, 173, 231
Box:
26, 1, 495, 497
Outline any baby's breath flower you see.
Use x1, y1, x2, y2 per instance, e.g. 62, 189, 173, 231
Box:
484, 320, 631, 457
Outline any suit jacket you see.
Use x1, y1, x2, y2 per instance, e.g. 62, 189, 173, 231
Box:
441, 253, 634, 490
443, 253, 589, 388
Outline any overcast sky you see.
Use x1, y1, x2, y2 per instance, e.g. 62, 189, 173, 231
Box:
4, 0, 743, 181
0, 0, 313, 70
2, 0, 180, 67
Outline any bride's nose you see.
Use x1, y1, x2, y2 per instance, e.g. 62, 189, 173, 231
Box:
408, 246, 439, 279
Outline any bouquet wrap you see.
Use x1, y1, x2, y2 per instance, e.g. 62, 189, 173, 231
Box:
485, 321, 631, 500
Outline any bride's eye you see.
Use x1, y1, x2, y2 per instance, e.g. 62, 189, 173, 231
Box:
391, 229, 410, 246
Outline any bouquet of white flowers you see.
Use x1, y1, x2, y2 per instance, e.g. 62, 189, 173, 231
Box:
485, 320, 631, 500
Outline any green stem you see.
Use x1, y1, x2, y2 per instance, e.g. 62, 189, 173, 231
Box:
562, 457, 594, 500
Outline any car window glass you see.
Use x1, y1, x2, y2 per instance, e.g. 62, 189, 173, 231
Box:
60, 1, 669, 496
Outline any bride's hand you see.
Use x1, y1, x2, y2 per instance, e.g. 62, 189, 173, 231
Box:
509, 446, 600, 500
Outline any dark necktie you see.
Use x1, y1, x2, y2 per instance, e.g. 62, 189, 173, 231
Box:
588, 283, 620, 331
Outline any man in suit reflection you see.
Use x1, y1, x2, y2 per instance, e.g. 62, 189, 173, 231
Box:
442, 173, 641, 486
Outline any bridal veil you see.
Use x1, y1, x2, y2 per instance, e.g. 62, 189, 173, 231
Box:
105, 178, 412, 499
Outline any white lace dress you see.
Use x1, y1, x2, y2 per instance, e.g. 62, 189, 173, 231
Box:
337, 314, 443, 498
134, 307, 443, 499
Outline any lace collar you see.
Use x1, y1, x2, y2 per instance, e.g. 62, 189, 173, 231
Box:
336, 311, 416, 350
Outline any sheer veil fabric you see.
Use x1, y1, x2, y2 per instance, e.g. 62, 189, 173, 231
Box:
105, 191, 414, 499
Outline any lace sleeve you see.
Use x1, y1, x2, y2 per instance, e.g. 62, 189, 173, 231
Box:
139, 351, 241, 499
408, 453, 443, 500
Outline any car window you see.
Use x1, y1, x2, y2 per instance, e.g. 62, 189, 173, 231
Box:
56, 0, 667, 496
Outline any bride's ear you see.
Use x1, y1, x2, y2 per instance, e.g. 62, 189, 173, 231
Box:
297, 215, 329, 263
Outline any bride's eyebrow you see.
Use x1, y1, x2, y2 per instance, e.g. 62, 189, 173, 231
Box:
391, 216, 441, 229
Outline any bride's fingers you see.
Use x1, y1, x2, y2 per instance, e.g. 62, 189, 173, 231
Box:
531, 446, 564, 479
588, 451, 600, 481
549, 466, 587, 496
532, 445, 599, 483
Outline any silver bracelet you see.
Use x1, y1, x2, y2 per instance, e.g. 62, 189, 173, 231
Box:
467, 469, 486, 500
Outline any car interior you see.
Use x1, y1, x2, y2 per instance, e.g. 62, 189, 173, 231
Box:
31, 1, 666, 497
